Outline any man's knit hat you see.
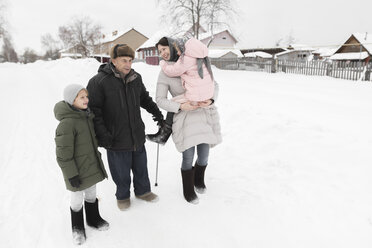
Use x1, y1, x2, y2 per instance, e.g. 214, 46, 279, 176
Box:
110, 44, 135, 59
63, 84, 86, 105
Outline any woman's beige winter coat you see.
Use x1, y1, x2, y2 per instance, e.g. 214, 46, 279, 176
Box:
156, 67, 222, 152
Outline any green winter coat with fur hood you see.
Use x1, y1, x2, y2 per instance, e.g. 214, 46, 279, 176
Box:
54, 101, 107, 192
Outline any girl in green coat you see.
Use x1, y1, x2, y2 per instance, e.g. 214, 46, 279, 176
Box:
54, 84, 109, 245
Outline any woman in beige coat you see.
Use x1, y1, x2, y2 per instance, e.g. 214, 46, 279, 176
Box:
147, 37, 222, 204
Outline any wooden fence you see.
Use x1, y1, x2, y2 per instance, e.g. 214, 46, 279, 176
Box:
210, 57, 372, 82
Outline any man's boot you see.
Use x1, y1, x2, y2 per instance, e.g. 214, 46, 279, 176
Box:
70, 207, 86, 245
146, 122, 172, 145
181, 168, 199, 204
84, 199, 109, 231
194, 163, 207, 194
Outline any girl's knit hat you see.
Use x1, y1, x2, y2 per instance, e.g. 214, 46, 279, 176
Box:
63, 84, 85, 105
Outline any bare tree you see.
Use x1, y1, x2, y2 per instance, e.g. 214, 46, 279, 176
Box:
276, 31, 296, 48
41, 33, 61, 60
157, 0, 236, 39
1, 34, 18, 62
204, 0, 236, 43
0, 0, 18, 62
21, 48, 39, 64
0, 0, 5, 38
58, 16, 102, 57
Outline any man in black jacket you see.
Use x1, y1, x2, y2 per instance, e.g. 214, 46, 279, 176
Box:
87, 44, 163, 211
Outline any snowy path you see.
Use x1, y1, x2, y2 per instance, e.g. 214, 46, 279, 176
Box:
0, 59, 371, 248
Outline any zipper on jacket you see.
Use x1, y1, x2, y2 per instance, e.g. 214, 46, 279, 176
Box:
122, 78, 136, 150
119, 91, 125, 109
131, 87, 137, 107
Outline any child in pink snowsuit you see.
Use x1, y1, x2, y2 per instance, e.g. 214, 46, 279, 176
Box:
159, 37, 214, 105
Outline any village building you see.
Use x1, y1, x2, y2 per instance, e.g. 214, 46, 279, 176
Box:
93, 28, 148, 62
137, 30, 169, 65
312, 47, 337, 61
60, 28, 148, 62
199, 29, 237, 49
275, 44, 315, 61
329, 33, 372, 63
137, 28, 241, 65
240, 47, 286, 57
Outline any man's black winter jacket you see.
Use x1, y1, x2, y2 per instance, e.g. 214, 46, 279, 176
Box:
87, 63, 163, 151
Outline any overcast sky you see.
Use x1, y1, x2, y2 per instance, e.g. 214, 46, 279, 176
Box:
5, 0, 372, 53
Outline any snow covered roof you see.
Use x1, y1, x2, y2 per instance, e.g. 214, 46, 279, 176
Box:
312, 47, 338, 57
208, 49, 243, 58
276, 49, 313, 57
329, 51, 369, 60
244, 51, 272, 59
287, 44, 316, 51
138, 30, 170, 50
352, 32, 372, 54
101, 28, 139, 44
333, 32, 372, 56
198, 29, 237, 43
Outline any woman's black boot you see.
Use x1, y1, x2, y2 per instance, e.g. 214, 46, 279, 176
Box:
194, 163, 207, 194
181, 168, 199, 204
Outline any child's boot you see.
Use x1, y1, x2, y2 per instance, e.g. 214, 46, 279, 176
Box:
84, 199, 109, 231
70, 207, 86, 245
146, 122, 172, 145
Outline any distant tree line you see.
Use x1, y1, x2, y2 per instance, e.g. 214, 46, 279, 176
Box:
0, 0, 18, 63
0, 2, 102, 64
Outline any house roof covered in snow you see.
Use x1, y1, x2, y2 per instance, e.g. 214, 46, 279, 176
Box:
208, 49, 243, 58
333, 32, 372, 56
287, 44, 316, 51
329, 51, 369, 60
244, 51, 273, 59
100, 28, 147, 44
198, 29, 238, 43
276, 48, 314, 57
351, 32, 372, 54
312, 47, 338, 57
138, 30, 170, 50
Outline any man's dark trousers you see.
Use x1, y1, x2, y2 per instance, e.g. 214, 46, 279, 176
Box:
107, 145, 151, 200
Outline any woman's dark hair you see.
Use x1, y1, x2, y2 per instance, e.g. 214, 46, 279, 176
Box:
155, 37, 169, 49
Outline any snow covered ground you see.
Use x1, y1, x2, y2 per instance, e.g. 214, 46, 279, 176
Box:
0, 58, 372, 248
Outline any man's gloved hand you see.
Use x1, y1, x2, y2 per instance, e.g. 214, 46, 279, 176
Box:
69, 175, 81, 188
152, 116, 164, 127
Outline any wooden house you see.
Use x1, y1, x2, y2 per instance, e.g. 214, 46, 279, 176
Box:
93, 28, 148, 62
329, 33, 372, 62
137, 28, 240, 65
136, 30, 169, 65
60, 28, 148, 62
